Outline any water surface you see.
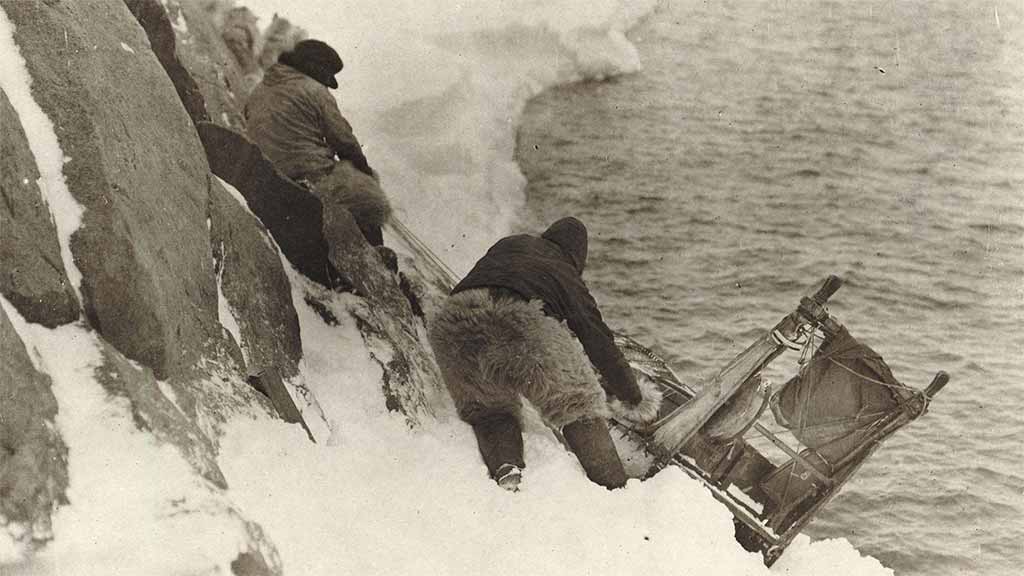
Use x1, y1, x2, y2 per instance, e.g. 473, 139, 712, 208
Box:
516, 1, 1024, 574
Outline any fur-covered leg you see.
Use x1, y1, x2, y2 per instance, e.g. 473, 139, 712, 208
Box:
562, 418, 627, 489
470, 411, 525, 481
311, 161, 392, 246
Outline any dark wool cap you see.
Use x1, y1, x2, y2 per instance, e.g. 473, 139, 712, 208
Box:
279, 39, 344, 89
541, 217, 588, 274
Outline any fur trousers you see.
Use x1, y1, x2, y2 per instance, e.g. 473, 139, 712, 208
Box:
310, 160, 392, 246
427, 289, 610, 428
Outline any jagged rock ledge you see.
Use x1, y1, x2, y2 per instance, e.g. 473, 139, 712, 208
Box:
0, 1, 447, 573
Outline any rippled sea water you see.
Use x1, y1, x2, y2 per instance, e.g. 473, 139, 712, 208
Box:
515, 1, 1024, 574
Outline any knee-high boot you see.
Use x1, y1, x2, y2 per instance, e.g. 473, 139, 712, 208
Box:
471, 412, 525, 480
562, 418, 628, 490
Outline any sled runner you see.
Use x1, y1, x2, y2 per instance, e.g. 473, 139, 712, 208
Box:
609, 276, 950, 565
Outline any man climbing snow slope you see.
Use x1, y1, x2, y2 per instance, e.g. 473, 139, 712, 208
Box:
428, 217, 663, 491
244, 39, 392, 247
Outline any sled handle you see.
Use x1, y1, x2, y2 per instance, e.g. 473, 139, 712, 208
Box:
812, 275, 843, 305
924, 371, 950, 398
796, 275, 843, 329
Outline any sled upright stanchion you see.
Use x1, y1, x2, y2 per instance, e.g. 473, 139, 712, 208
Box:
796, 274, 843, 335
650, 275, 845, 459
813, 274, 843, 303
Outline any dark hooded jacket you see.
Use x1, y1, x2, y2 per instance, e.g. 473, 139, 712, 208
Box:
452, 218, 641, 405
244, 63, 371, 180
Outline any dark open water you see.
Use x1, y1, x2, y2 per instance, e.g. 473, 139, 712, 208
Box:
515, 1, 1024, 574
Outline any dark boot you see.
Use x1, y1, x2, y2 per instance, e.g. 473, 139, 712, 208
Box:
362, 223, 385, 247
398, 272, 425, 317
376, 245, 399, 273
470, 412, 525, 482
562, 418, 628, 489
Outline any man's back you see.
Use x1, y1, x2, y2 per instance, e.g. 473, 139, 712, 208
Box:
244, 63, 345, 180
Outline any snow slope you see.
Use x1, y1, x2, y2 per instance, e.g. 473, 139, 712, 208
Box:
215, 268, 893, 576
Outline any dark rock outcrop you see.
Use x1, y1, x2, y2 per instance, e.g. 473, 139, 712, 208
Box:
0, 304, 69, 546
314, 193, 444, 423
0, 88, 80, 328
124, 0, 211, 124
209, 176, 302, 379
231, 530, 281, 576
2, 0, 230, 380
2, 2, 299, 571
198, 122, 339, 289
126, 0, 248, 128
199, 122, 443, 423
126, 1, 308, 385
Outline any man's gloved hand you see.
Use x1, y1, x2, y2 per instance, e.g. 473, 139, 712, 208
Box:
608, 374, 663, 426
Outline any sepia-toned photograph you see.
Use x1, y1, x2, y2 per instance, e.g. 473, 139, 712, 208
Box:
1, 1, 1021, 575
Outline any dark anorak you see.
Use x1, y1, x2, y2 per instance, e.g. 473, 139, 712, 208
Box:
452, 218, 641, 405
244, 63, 370, 180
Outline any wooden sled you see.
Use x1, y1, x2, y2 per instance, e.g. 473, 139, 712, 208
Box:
384, 220, 947, 564
610, 275, 949, 565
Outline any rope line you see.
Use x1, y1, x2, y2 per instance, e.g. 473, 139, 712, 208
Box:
747, 411, 891, 438
390, 218, 459, 288
826, 358, 921, 396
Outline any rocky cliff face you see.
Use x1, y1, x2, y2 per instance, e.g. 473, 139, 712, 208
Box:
0, 89, 80, 328
0, 305, 68, 546
0, 0, 445, 573
3, 0, 228, 379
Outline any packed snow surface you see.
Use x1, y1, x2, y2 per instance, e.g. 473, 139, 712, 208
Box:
215, 268, 893, 576
1, 1, 897, 574
1, 296, 258, 575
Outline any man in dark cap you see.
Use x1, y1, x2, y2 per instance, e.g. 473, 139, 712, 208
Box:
244, 39, 391, 247
428, 217, 662, 491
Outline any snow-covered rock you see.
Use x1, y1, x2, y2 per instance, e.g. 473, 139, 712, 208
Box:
1, 0, 230, 379
2, 0, 443, 567
126, 0, 249, 128
0, 304, 68, 550
209, 177, 303, 382
0, 89, 79, 327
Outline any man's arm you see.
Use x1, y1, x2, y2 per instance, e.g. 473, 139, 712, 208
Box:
317, 90, 373, 175
568, 295, 642, 405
